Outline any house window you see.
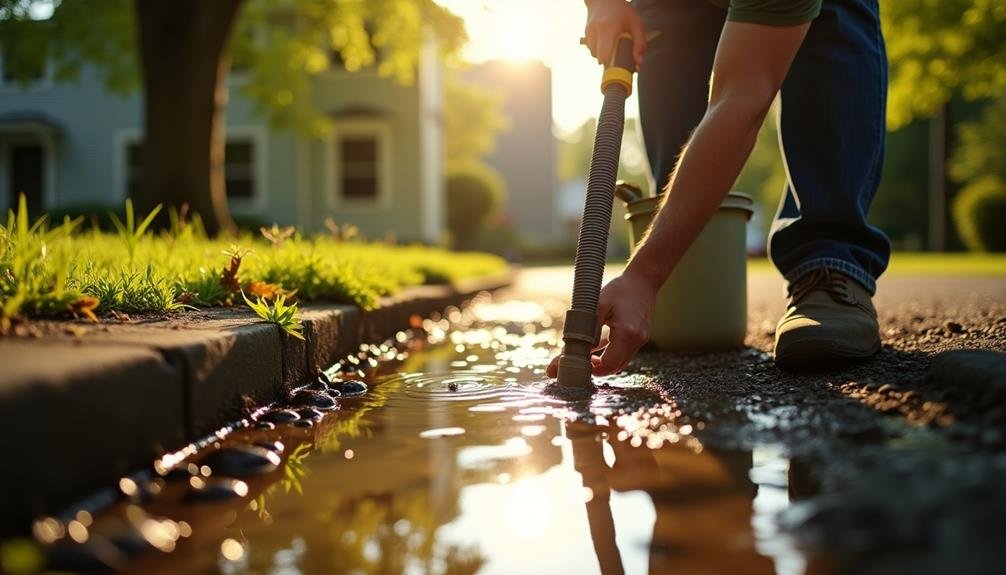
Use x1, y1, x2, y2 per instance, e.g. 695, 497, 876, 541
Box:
8, 144, 45, 215
125, 142, 142, 198
225, 140, 255, 200
339, 136, 379, 201
331, 119, 390, 208
123, 138, 258, 201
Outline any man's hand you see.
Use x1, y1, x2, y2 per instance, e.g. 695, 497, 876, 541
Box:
585, 0, 646, 68
547, 270, 658, 378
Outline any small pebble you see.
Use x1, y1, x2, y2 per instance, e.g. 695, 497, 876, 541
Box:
448, 382, 459, 392
254, 440, 284, 454
944, 321, 964, 334
294, 419, 314, 428
289, 389, 338, 410
298, 408, 324, 421
333, 362, 367, 379
254, 421, 276, 430
184, 478, 249, 502
260, 409, 301, 423
334, 379, 368, 397
304, 378, 330, 393
201, 445, 280, 477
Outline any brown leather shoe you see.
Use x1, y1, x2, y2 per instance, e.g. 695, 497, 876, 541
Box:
774, 268, 880, 368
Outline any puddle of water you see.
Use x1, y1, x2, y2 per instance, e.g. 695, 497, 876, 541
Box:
36, 298, 817, 575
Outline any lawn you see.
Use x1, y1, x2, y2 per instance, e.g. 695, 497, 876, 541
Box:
748, 253, 1006, 276
0, 198, 507, 330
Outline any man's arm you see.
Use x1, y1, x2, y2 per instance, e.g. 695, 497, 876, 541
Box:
548, 20, 811, 378
624, 21, 809, 291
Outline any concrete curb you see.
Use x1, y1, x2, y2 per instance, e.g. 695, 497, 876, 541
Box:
0, 271, 511, 531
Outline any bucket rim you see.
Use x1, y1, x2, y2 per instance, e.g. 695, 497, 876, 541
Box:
624, 191, 754, 220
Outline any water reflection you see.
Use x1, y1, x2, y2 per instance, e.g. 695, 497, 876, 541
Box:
568, 420, 773, 574
40, 299, 814, 574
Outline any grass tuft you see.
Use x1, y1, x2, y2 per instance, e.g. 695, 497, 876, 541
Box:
0, 195, 507, 325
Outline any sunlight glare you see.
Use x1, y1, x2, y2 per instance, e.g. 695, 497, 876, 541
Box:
504, 478, 551, 538
435, 0, 638, 133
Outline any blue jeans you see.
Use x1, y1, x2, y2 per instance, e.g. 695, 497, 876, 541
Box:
633, 0, 891, 294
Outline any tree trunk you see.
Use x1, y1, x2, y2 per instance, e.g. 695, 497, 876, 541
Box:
134, 0, 244, 236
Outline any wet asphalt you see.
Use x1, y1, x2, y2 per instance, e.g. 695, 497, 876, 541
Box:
513, 266, 1006, 575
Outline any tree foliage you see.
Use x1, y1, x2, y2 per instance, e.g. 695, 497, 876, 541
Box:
233, 0, 467, 135
0, 0, 137, 92
882, 0, 1006, 129
0, 0, 467, 135
949, 96, 1006, 185
0, 0, 467, 234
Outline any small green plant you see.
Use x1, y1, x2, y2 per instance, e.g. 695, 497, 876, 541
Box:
108, 198, 162, 261
84, 265, 188, 314
1, 194, 84, 327
242, 291, 305, 339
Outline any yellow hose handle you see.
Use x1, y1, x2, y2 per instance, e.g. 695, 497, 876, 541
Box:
579, 31, 661, 95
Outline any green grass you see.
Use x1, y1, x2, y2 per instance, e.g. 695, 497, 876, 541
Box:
748, 253, 1006, 276
884, 252, 1006, 276
0, 197, 507, 328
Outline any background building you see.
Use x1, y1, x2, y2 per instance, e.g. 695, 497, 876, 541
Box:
0, 44, 445, 243
465, 60, 558, 244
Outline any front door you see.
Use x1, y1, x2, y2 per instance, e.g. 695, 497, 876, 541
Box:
10, 144, 44, 215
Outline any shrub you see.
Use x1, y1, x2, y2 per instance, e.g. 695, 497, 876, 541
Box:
953, 175, 1006, 252
446, 163, 505, 250
46, 203, 125, 231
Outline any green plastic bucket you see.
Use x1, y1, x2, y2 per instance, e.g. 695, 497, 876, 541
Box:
624, 192, 754, 350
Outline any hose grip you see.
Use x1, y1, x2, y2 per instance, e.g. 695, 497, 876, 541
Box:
562, 309, 599, 345
600, 34, 636, 95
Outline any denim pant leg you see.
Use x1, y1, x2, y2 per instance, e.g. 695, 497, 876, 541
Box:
769, 0, 891, 295
633, 0, 726, 189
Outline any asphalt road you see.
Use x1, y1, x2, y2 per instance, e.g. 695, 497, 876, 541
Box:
510, 265, 1006, 575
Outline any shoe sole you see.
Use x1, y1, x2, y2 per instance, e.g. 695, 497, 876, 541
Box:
774, 338, 880, 370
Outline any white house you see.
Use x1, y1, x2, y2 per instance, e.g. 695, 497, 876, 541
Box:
0, 40, 445, 242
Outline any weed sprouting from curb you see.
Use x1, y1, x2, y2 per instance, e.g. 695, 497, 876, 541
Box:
243, 291, 306, 340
